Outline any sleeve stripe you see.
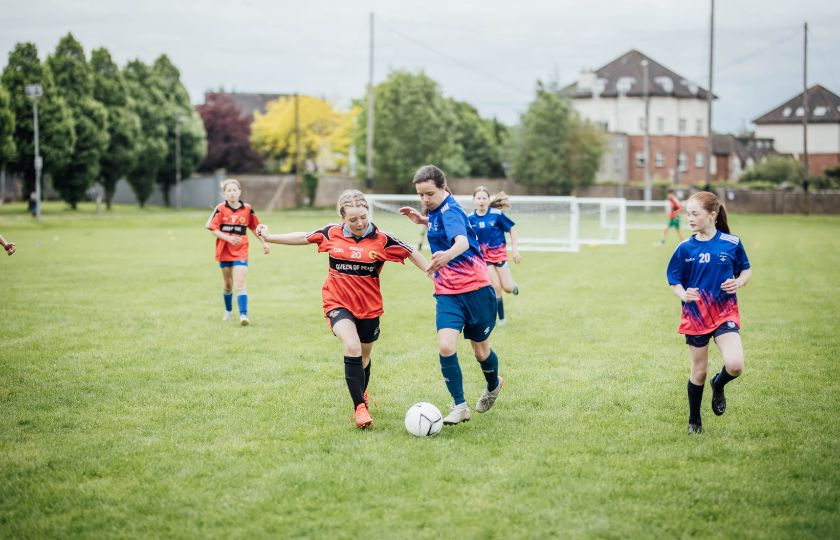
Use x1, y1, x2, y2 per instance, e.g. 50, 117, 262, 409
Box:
383, 232, 413, 252
205, 207, 220, 228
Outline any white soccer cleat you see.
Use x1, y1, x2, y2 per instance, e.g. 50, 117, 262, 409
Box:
223, 311, 233, 321
240, 314, 249, 326
443, 402, 471, 425
476, 376, 504, 413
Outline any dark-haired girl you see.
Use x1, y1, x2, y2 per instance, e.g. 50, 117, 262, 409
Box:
666, 191, 752, 434
400, 165, 505, 426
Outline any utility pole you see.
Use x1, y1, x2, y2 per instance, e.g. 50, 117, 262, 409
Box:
642, 59, 651, 203
365, 12, 375, 189
802, 21, 809, 193
294, 92, 303, 206
704, 0, 715, 192
25, 84, 43, 221
175, 115, 184, 210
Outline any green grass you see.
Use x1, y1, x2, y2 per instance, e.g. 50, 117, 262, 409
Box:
1, 202, 839, 538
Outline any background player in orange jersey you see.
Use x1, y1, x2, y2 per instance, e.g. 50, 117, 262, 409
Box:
206, 178, 270, 325
658, 189, 684, 246
256, 189, 430, 429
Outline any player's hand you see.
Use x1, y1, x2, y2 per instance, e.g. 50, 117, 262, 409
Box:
400, 207, 426, 225
512, 250, 521, 264
721, 278, 739, 294
4, 243, 15, 256
262, 244, 271, 255
255, 224, 268, 237
683, 287, 700, 303
427, 251, 452, 275
227, 235, 242, 246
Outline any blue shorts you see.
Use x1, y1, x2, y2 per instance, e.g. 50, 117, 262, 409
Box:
685, 321, 740, 347
219, 260, 248, 268
435, 285, 497, 342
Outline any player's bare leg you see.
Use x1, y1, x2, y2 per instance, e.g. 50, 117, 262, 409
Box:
687, 344, 709, 434
333, 320, 371, 428
710, 332, 744, 416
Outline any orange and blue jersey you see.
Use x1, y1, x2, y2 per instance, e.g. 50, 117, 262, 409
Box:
666, 231, 750, 335
468, 208, 515, 263
206, 201, 261, 261
307, 223, 413, 319
427, 194, 491, 295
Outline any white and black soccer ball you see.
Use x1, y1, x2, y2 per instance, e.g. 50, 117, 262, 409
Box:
404, 402, 443, 437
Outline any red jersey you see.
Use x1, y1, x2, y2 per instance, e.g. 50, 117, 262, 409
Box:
206, 201, 261, 261
668, 197, 682, 219
307, 224, 413, 319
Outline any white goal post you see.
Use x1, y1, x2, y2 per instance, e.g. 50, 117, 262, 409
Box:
365, 194, 631, 252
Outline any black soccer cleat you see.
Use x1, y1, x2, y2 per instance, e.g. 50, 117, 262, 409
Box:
687, 422, 704, 435
710, 373, 727, 416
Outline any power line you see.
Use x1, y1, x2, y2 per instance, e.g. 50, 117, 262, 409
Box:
692, 26, 801, 84
377, 21, 532, 97
807, 27, 840, 92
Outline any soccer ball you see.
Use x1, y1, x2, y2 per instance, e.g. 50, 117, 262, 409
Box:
404, 402, 443, 437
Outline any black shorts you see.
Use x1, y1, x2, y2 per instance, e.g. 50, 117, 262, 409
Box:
487, 260, 509, 269
326, 307, 380, 343
685, 321, 740, 348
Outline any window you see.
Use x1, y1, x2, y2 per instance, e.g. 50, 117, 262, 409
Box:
678, 118, 687, 133
656, 117, 665, 133
635, 152, 646, 168
655, 151, 665, 168
814, 106, 827, 117
639, 117, 647, 131
678, 152, 687, 172
695, 152, 704, 168
695, 119, 703, 135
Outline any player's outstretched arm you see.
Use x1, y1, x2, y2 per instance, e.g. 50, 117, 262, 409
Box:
400, 207, 429, 225
427, 235, 468, 275
252, 228, 271, 254
257, 226, 308, 246
408, 250, 431, 275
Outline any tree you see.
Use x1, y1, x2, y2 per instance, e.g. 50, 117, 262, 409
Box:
151, 55, 206, 206
0, 86, 15, 171
511, 81, 604, 195
251, 95, 346, 173
91, 47, 141, 209
123, 59, 168, 207
196, 92, 263, 173
739, 155, 803, 186
46, 33, 110, 209
1, 42, 76, 197
449, 99, 506, 178
354, 70, 468, 192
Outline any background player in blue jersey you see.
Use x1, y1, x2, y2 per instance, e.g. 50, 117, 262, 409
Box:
400, 165, 505, 426
666, 191, 752, 434
469, 186, 521, 325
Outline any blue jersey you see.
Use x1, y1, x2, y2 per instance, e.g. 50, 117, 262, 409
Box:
468, 208, 515, 263
427, 194, 490, 295
666, 231, 751, 335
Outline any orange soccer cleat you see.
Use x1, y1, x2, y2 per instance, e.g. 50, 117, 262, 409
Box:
354, 403, 373, 429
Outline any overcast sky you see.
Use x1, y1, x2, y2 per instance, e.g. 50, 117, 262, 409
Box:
2, 0, 839, 132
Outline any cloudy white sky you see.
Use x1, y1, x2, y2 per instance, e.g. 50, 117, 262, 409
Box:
2, 0, 839, 132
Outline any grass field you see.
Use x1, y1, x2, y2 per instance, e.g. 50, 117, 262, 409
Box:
1, 202, 839, 538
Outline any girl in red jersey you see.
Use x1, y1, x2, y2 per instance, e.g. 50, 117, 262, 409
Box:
206, 178, 270, 325
468, 187, 521, 325
257, 190, 430, 429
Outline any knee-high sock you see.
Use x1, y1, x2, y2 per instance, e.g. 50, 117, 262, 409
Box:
687, 380, 704, 424
344, 356, 365, 407
364, 360, 371, 391
236, 289, 247, 315
440, 353, 465, 405
497, 297, 505, 320
223, 289, 233, 312
714, 366, 738, 388
478, 349, 500, 391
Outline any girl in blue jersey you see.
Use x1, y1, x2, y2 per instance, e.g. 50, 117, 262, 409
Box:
469, 186, 521, 325
666, 191, 752, 434
400, 165, 505, 425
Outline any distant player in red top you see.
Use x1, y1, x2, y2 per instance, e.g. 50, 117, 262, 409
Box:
257, 189, 430, 429
206, 178, 270, 326
658, 189, 684, 246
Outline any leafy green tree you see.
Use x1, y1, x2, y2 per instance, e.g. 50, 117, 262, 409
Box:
449, 99, 505, 178
1, 42, 76, 197
739, 155, 803, 185
46, 33, 109, 208
0, 86, 15, 171
123, 59, 168, 206
151, 55, 206, 206
91, 47, 141, 209
355, 70, 468, 192
511, 82, 604, 195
